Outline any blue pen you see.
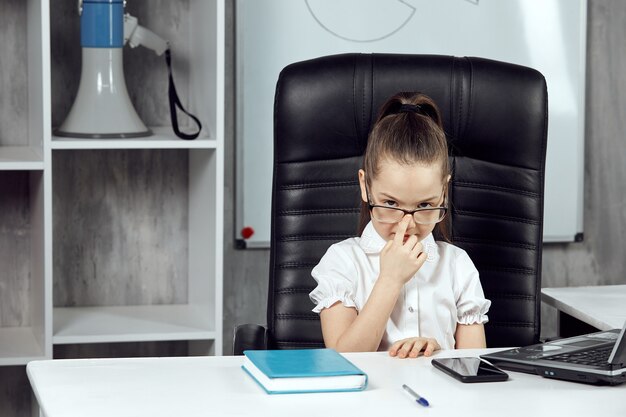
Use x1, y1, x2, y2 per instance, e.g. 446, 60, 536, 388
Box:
402, 384, 430, 407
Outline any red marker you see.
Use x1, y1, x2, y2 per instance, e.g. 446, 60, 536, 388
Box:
241, 226, 255, 239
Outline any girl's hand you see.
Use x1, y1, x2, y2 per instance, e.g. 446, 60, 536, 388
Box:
379, 216, 427, 286
388, 337, 441, 358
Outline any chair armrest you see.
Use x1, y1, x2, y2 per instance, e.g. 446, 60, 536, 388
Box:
233, 324, 270, 355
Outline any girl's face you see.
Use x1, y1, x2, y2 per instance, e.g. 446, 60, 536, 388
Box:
359, 159, 449, 242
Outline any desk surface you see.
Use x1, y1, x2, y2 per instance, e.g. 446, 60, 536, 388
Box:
28, 349, 626, 417
542, 285, 626, 330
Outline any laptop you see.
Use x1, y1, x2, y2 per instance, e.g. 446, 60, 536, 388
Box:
481, 321, 626, 385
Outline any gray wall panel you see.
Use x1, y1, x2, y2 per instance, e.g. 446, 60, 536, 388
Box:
0, 173, 31, 327
52, 150, 189, 307
0, 367, 30, 417
541, 0, 626, 338
0, 0, 27, 146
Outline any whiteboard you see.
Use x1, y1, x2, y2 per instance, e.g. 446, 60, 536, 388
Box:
236, 0, 587, 247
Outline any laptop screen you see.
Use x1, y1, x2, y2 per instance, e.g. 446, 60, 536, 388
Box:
609, 324, 626, 365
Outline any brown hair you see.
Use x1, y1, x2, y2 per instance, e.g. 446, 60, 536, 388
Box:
357, 92, 451, 241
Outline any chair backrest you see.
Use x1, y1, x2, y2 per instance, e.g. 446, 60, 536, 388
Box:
268, 53, 547, 349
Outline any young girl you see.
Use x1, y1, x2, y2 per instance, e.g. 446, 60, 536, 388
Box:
309, 92, 491, 358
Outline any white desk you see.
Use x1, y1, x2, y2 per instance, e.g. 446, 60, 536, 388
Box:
542, 285, 626, 336
28, 349, 626, 417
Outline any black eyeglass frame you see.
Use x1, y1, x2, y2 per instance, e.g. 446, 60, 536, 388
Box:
365, 186, 449, 225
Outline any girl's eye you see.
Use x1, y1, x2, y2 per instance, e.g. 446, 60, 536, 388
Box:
383, 200, 398, 207
418, 202, 434, 208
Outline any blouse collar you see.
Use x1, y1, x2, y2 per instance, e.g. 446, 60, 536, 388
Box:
358, 221, 439, 263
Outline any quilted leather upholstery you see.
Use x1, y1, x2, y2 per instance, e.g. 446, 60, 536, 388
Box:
266, 53, 547, 350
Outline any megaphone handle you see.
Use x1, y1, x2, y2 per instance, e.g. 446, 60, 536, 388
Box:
166, 49, 202, 140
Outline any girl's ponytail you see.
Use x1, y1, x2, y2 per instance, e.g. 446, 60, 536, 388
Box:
376, 93, 443, 129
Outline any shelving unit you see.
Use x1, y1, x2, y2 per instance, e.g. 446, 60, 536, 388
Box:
0, 0, 224, 366
0, 0, 50, 367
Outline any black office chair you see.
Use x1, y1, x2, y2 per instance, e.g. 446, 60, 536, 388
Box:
234, 53, 547, 354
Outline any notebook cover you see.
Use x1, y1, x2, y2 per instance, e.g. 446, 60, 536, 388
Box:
243, 348, 365, 378
242, 348, 368, 394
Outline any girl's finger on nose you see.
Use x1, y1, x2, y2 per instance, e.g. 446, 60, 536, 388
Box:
394, 216, 410, 244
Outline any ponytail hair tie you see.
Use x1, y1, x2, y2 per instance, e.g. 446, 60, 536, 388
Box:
397, 103, 423, 114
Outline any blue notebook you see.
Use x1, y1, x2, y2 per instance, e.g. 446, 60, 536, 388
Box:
242, 348, 368, 394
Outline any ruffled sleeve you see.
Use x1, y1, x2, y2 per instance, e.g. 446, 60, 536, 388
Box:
453, 250, 491, 325
309, 243, 358, 314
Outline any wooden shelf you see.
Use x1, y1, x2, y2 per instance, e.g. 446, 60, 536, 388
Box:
0, 146, 44, 170
53, 304, 217, 345
51, 127, 217, 150
0, 327, 46, 366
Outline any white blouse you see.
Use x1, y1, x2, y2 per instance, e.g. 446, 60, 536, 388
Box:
309, 221, 490, 351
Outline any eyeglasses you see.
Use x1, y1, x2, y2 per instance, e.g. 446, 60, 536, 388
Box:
366, 187, 448, 225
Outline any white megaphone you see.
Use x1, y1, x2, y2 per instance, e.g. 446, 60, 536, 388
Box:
56, 0, 168, 139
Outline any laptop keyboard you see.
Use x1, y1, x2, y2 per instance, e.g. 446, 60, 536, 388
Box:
545, 346, 613, 366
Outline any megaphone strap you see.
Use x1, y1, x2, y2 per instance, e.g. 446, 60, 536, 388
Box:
166, 49, 202, 140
